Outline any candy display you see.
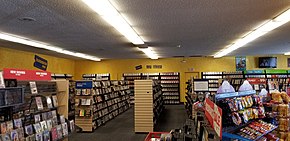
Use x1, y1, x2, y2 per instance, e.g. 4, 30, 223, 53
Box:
236, 120, 277, 140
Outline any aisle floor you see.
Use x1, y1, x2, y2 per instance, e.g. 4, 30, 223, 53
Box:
69, 105, 187, 141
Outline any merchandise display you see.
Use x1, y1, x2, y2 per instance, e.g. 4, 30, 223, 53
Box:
0, 80, 74, 141
75, 80, 131, 132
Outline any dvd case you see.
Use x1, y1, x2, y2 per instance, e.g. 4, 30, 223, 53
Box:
29, 82, 38, 94
35, 97, 43, 110
52, 96, 58, 107
46, 96, 53, 109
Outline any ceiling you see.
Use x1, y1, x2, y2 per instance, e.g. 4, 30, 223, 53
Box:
0, 0, 290, 60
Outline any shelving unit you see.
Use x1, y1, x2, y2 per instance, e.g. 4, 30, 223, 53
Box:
51, 73, 73, 80
123, 72, 180, 105
201, 72, 222, 95
134, 80, 164, 133
75, 80, 131, 132
82, 73, 110, 80
123, 73, 142, 105
160, 72, 180, 105
68, 80, 75, 121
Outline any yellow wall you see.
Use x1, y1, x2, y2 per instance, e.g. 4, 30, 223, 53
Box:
75, 57, 237, 102
0, 47, 75, 76
1, 46, 289, 103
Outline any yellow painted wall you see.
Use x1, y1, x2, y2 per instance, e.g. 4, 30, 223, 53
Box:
0, 47, 75, 76
75, 57, 237, 102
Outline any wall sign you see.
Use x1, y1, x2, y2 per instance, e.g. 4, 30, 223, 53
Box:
153, 65, 162, 69
135, 65, 142, 70
75, 81, 93, 89
34, 55, 48, 71
3, 68, 51, 81
146, 65, 152, 69
205, 98, 222, 139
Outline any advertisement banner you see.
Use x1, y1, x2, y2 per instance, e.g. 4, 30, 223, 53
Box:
205, 98, 222, 139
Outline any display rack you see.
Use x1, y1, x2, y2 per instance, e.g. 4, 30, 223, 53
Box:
82, 73, 110, 80
68, 80, 75, 121
134, 80, 164, 133
75, 80, 131, 132
201, 72, 222, 94
16, 80, 72, 141
123, 72, 180, 105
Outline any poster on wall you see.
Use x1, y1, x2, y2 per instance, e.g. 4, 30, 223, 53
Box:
235, 56, 246, 71
288, 58, 290, 67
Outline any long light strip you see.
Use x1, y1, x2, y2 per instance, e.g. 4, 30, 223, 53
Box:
214, 9, 290, 58
82, 0, 144, 45
0, 32, 101, 61
285, 52, 290, 55
138, 47, 158, 59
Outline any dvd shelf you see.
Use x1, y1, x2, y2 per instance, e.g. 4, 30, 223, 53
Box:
123, 72, 180, 105
82, 73, 110, 81
13, 80, 73, 141
75, 80, 131, 132
68, 81, 75, 121
160, 72, 180, 105
51, 74, 73, 80
134, 80, 164, 133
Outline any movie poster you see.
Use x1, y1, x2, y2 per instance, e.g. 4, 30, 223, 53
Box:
236, 56, 246, 71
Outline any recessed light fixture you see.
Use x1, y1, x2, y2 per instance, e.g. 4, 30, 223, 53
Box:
138, 47, 158, 59
82, 0, 144, 45
214, 8, 290, 58
177, 45, 181, 48
0, 32, 101, 61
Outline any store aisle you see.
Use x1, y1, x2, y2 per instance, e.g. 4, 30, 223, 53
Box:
69, 105, 187, 141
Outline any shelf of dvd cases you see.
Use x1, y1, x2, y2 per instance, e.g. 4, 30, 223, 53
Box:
123, 72, 180, 105
0, 80, 74, 141
134, 80, 164, 133
82, 73, 110, 81
74, 80, 131, 132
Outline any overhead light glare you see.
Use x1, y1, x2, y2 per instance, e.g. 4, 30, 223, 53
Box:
0, 32, 101, 61
214, 8, 290, 58
82, 0, 144, 45
285, 52, 290, 55
138, 47, 158, 59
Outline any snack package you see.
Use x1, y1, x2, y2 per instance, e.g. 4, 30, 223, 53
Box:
272, 92, 283, 103
238, 80, 253, 92
278, 118, 290, 131
217, 80, 235, 94
281, 91, 290, 103
278, 104, 289, 117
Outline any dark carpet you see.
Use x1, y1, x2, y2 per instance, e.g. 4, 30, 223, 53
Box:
69, 105, 187, 141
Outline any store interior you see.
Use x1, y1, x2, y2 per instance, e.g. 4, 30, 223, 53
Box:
0, 1, 290, 141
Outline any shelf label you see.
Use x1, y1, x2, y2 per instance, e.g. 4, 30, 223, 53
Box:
75, 81, 93, 89
205, 98, 222, 139
3, 68, 51, 80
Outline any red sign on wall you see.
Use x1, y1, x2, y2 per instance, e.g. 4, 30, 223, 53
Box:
205, 98, 222, 139
3, 68, 51, 81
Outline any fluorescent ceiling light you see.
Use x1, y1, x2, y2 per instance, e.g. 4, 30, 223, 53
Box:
138, 47, 158, 59
285, 52, 290, 55
214, 8, 290, 58
0, 32, 101, 61
82, 0, 144, 45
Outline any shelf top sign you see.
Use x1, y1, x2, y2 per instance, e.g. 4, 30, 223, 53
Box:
3, 68, 51, 81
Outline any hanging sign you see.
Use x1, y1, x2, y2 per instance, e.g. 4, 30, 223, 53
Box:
3, 68, 51, 81
205, 98, 222, 139
34, 55, 48, 71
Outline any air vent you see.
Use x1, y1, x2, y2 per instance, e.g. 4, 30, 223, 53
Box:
18, 17, 36, 22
